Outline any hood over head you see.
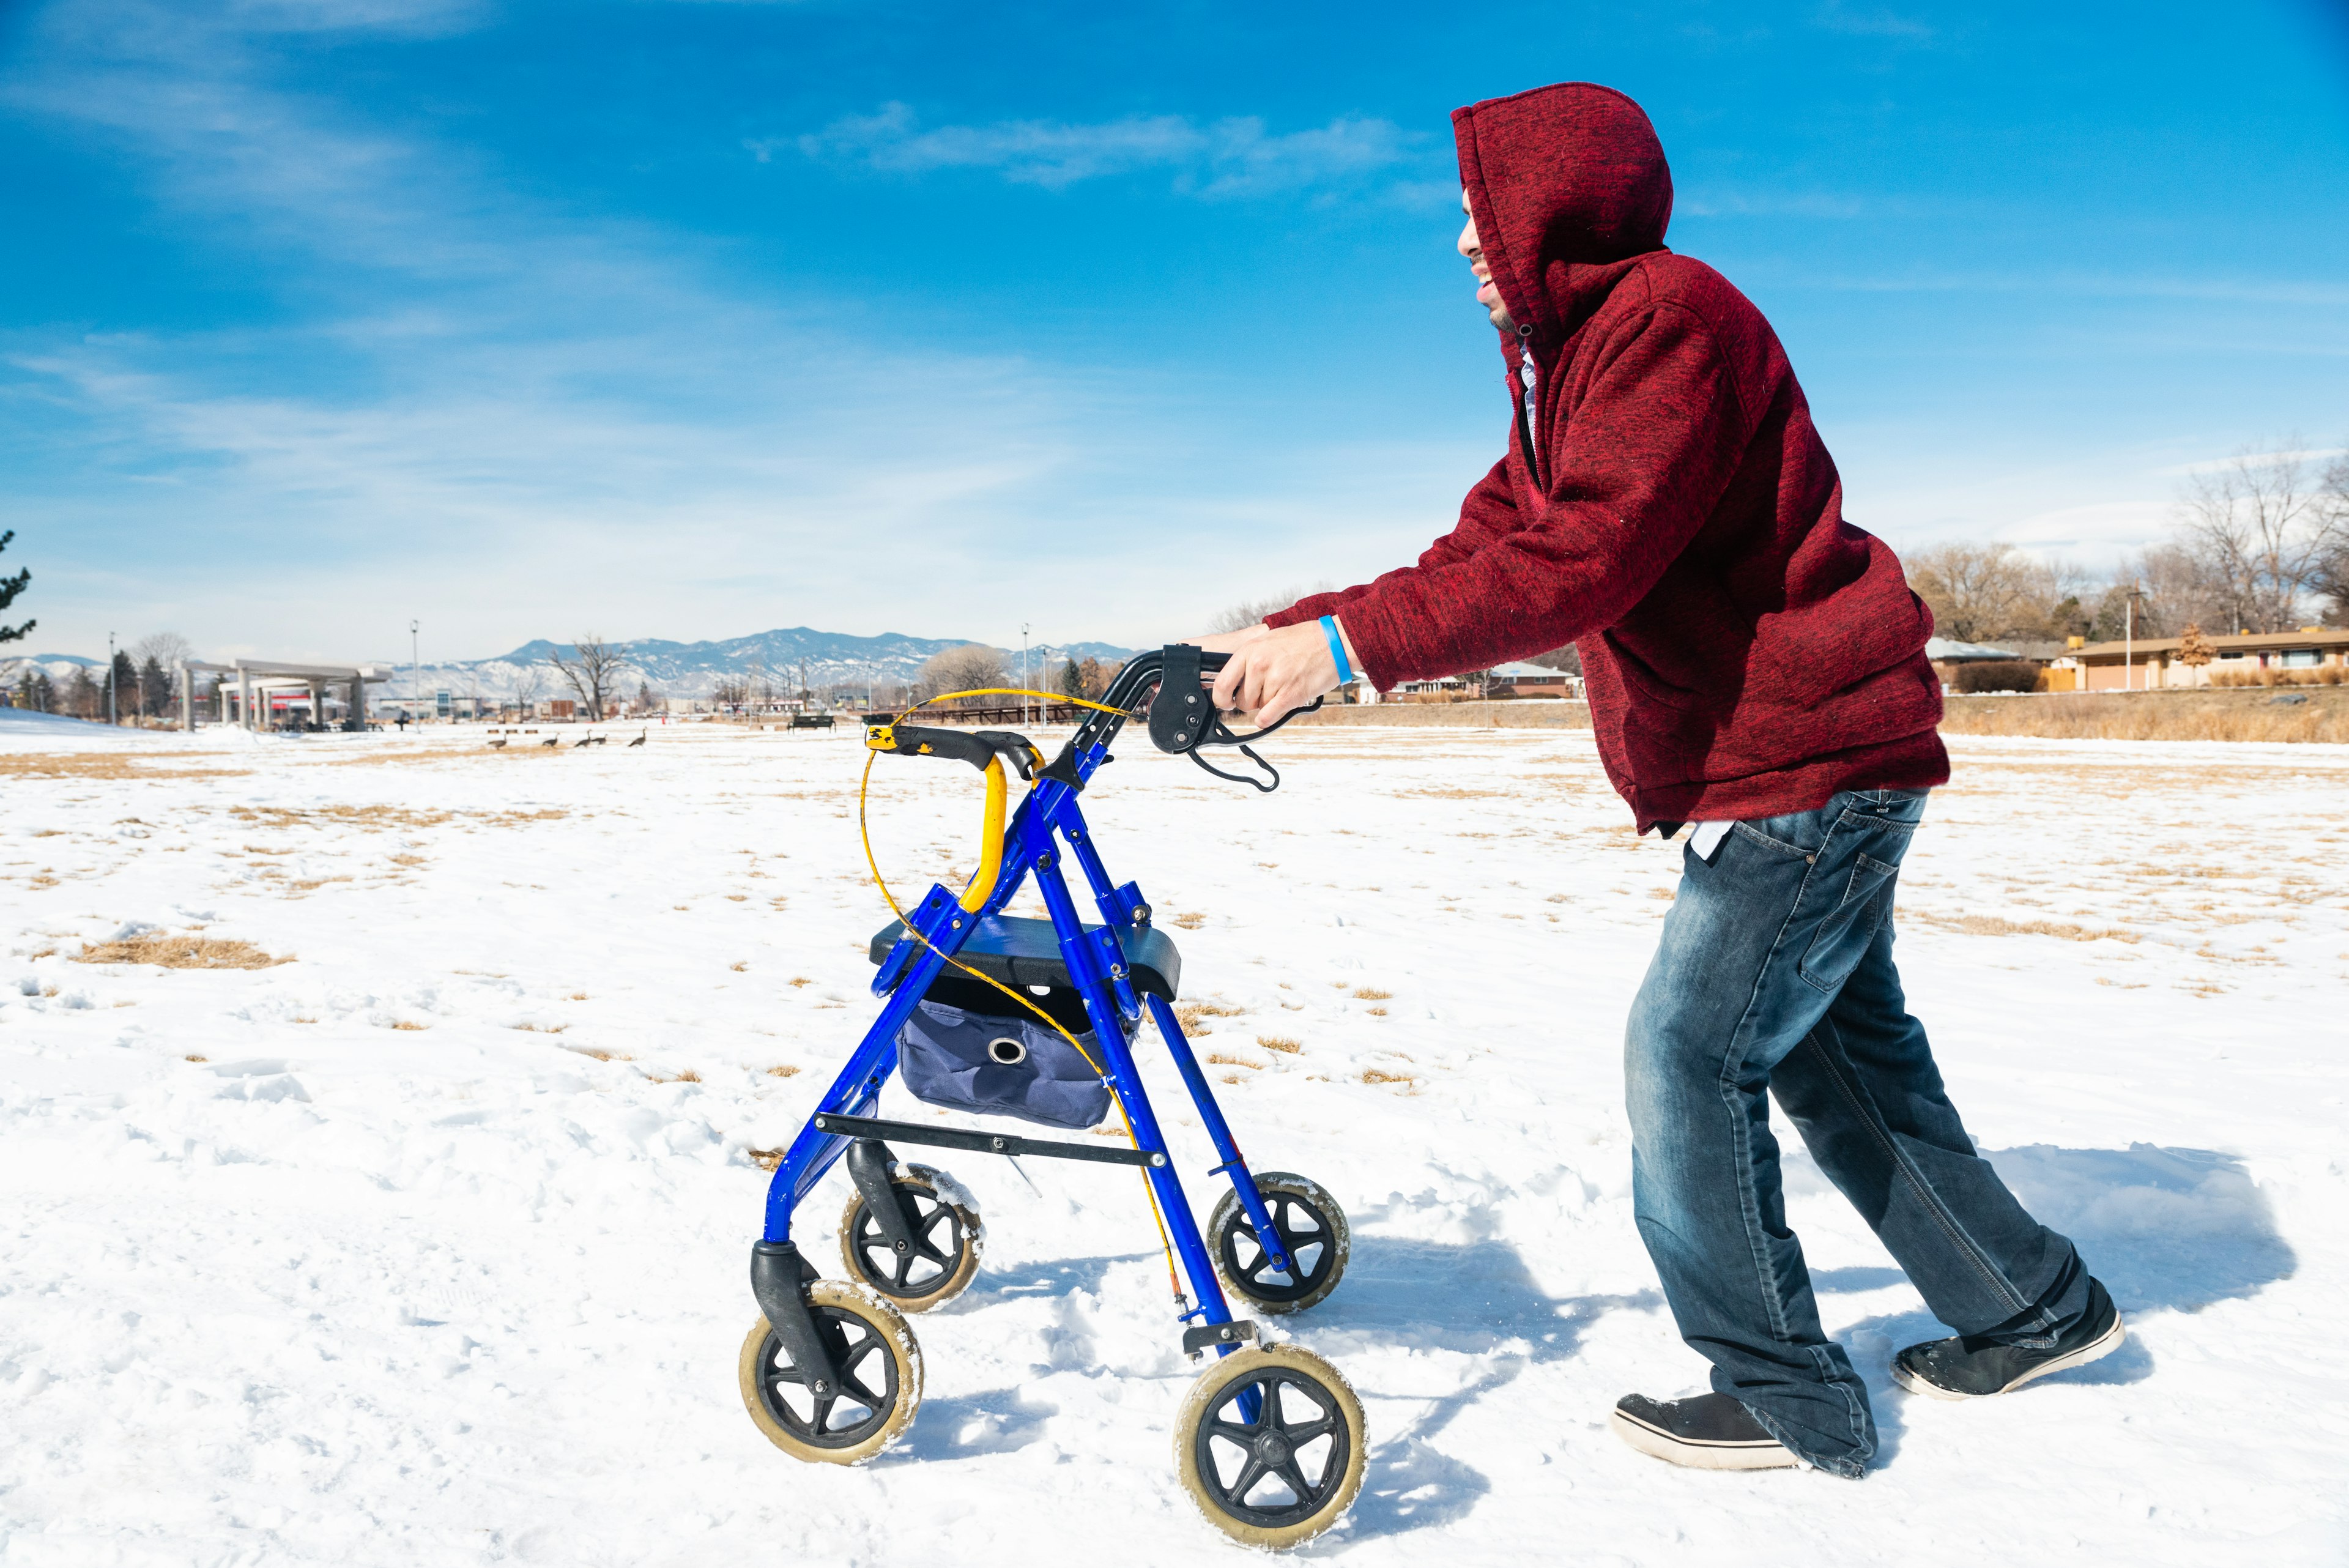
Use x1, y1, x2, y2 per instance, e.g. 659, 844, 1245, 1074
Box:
1453, 83, 1674, 347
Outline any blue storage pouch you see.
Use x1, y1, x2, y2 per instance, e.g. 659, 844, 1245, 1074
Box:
896, 999, 1115, 1131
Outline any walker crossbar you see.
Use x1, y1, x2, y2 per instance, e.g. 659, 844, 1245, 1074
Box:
811, 1113, 1168, 1168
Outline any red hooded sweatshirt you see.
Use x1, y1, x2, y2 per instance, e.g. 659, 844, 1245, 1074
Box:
1267, 83, 1949, 831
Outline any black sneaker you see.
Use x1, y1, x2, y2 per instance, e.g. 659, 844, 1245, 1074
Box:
1610, 1392, 1798, 1471
1891, 1278, 2125, 1400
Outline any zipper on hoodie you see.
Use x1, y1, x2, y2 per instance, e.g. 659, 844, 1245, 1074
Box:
1513, 323, 1542, 490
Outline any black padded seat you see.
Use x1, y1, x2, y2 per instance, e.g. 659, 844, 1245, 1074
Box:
868, 913, 1182, 1004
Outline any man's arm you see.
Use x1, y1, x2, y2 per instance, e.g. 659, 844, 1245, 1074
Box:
1267, 304, 1749, 692
1274, 456, 1526, 628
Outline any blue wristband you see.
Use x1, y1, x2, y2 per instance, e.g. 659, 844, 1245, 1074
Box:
1319, 615, 1355, 685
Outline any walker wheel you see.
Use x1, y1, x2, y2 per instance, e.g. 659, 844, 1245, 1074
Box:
1207, 1172, 1349, 1314
1174, 1342, 1367, 1550
737, 1283, 923, 1465
836, 1163, 982, 1312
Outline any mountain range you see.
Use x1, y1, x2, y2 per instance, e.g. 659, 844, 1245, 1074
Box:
4, 628, 1138, 702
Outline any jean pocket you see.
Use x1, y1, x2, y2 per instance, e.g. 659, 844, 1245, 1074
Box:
1797, 852, 1900, 994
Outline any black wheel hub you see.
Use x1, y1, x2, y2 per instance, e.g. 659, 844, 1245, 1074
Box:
752, 1309, 899, 1449
1217, 1191, 1335, 1306
850, 1184, 965, 1299
1194, 1366, 1349, 1528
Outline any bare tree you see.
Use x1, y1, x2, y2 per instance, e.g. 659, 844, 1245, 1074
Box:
1207, 582, 1338, 634
549, 633, 628, 721
1905, 543, 2073, 644
2315, 448, 2349, 623
130, 631, 193, 671
915, 644, 1009, 706
122, 632, 192, 721
2173, 441, 2345, 633
512, 661, 545, 719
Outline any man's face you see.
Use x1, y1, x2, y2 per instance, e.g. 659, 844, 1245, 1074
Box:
1457, 190, 1515, 332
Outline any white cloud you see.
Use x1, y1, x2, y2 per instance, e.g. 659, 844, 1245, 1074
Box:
1, 4, 1473, 661
2153, 447, 2345, 477
784, 102, 1430, 198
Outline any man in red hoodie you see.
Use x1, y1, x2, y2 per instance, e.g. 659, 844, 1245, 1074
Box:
1202, 83, 2120, 1478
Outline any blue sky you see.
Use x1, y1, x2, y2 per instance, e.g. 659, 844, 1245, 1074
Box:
4, 0, 2346, 665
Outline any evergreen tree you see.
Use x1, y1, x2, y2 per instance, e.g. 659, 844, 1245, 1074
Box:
139, 655, 171, 718
0, 532, 29, 645
65, 666, 100, 719
111, 650, 138, 724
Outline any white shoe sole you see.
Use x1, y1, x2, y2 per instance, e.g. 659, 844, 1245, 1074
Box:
1892, 1312, 2126, 1401
1609, 1406, 1799, 1471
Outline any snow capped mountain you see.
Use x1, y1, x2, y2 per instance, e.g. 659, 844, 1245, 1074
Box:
4, 628, 1140, 703
406, 626, 1137, 701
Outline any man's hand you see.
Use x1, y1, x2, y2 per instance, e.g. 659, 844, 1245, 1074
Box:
1192, 624, 1271, 656
1208, 617, 1359, 729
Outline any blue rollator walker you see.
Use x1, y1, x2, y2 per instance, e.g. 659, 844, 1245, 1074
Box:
739, 647, 1366, 1550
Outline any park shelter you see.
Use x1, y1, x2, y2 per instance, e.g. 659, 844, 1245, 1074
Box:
184, 658, 394, 731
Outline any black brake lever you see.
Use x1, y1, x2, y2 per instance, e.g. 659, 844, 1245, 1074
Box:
1188, 743, 1280, 792
1141, 644, 1320, 792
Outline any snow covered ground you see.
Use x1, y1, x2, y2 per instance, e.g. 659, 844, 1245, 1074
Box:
3, 717, 2345, 1567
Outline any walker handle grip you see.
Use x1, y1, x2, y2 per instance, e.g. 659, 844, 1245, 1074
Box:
864, 721, 1041, 780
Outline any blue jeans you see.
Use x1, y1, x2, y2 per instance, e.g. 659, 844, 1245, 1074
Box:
1625, 789, 2091, 1476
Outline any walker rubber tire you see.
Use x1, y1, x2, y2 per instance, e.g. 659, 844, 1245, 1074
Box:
1207, 1172, 1349, 1315
1174, 1342, 1367, 1550
836, 1163, 983, 1312
737, 1283, 923, 1465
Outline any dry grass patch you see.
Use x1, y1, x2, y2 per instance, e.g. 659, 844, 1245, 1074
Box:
1256, 1035, 1302, 1054
1360, 1068, 1417, 1087
231, 804, 453, 832
1171, 912, 1207, 930
748, 1147, 785, 1171
184, 1053, 209, 1063
0, 753, 247, 782
1940, 691, 2349, 744
390, 1020, 429, 1031
512, 1022, 570, 1033
765, 1064, 801, 1078
730, 960, 749, 972
1205, 1052, 1263, 1069
566, 1046, 633, 1063
74, 932, 291, 970
1920, 913, 2142, 944
1351, 987, 1390, 1000
645, 1068, 702, 1084
1174, 998, 1247, 1035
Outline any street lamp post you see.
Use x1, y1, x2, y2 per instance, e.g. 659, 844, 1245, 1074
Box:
409, 619, 421, 724
107, 631, 117, 726
1020, 622, 1031, 726
2121, 585, 2146, 692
